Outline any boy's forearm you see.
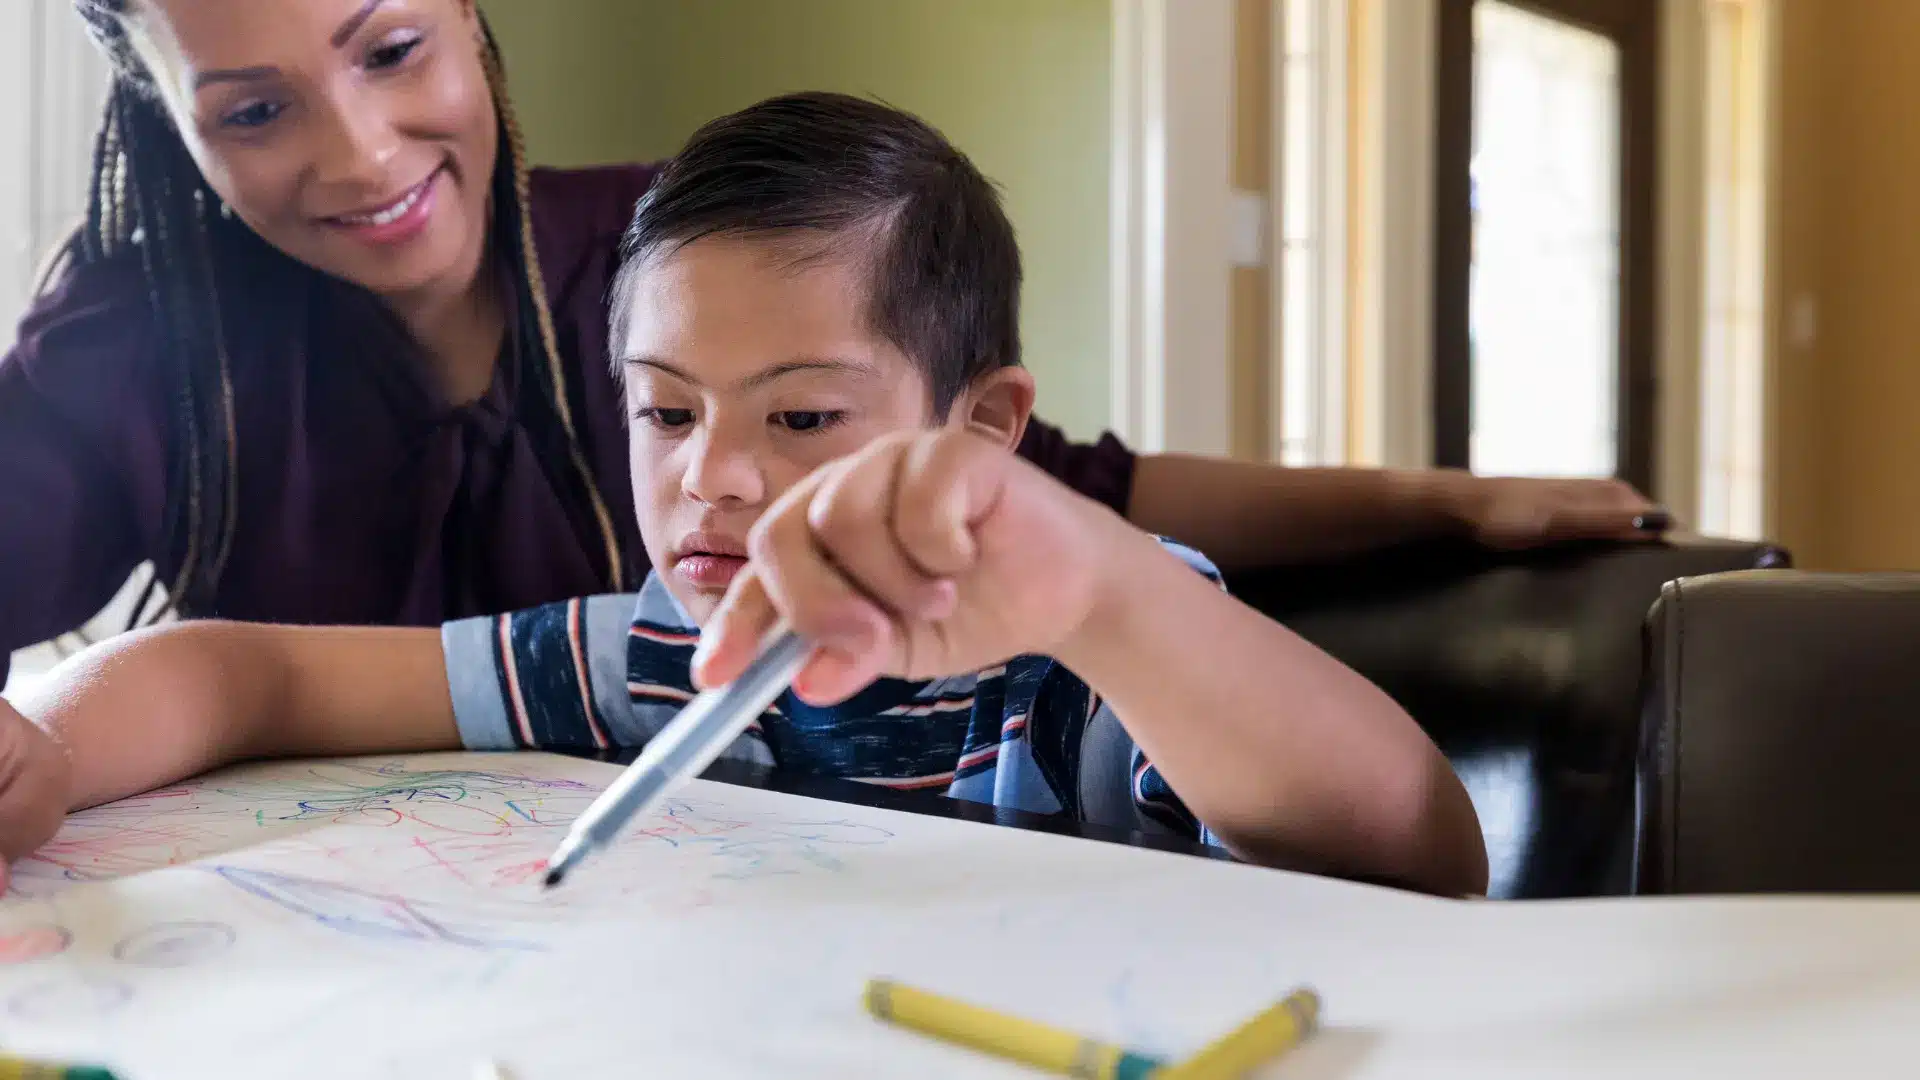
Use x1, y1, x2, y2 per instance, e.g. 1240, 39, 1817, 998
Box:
1055, 524, 1489, 897
21, 622, 461, 812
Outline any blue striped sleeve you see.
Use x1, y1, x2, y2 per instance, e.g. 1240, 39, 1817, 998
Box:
439, 594, 636, 753
1117, 539, 1227, 844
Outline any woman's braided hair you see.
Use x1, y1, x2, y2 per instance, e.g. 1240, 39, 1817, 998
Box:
64, 1, 625, 627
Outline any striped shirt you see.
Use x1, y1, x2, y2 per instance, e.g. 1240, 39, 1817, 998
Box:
441, 538, 1224, 842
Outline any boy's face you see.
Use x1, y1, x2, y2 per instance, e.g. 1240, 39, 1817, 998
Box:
617, 237, 941, 624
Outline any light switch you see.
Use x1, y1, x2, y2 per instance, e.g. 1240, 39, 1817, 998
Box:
1229, 189, 1268, 268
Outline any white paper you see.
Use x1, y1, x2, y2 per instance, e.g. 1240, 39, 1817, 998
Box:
1, 752, 1917, 1078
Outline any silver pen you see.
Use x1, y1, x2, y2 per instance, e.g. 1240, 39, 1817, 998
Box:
542, 626, 810, 888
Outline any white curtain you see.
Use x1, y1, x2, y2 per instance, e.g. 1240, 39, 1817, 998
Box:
0, 0, 110, 343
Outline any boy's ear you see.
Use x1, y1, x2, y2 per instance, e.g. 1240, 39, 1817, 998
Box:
948, 367, 1036, 451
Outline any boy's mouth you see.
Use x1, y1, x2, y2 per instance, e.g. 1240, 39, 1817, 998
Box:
672, 533, 749, 593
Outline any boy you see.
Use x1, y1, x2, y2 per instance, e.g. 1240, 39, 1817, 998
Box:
0, 93, 1487, 897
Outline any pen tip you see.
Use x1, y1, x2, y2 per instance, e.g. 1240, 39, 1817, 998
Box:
542, 867, 565, 889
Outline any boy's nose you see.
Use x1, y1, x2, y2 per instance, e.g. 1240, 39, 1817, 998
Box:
681, 430, 766, 508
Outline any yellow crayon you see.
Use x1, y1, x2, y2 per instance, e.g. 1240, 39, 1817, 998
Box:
865, 978, 1167, 1080
1158, 987, 1321, 1080
0, 1057, 120, 1080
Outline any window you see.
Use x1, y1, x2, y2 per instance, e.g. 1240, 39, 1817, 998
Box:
0, 1, 109, 343
1433, 0, 1658, 488
1467, 2, 1622, 478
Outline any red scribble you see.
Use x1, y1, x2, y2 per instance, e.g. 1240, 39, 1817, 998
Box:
406, 803, 510, 837
491, 859, 550, 887
26, 820, 212, 879
0, 925, 71, 964
409, 836, 476, 887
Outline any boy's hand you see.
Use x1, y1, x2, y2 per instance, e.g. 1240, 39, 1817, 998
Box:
0, 697, 70, 892
694, 428, 1122, 703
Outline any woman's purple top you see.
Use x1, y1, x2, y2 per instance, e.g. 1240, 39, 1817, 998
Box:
0, 164, 1136, 682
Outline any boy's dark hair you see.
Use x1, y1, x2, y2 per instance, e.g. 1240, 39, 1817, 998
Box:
612, 91, 1022, 412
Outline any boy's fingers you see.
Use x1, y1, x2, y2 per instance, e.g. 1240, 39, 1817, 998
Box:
892, 432, 993, 579
808, 440, 956, 621
693, 571, 780, 688
746, 475, 896, 698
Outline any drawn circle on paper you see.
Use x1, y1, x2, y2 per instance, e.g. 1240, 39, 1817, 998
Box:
7, 976, 132, 1021
0, 925, 72, 965
111, 921, 237, 969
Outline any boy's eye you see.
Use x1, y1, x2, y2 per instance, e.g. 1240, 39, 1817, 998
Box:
775, 410, 846, 433
367, 34, 424, 71
220, 100, 285, 130
636, 407, 695, 429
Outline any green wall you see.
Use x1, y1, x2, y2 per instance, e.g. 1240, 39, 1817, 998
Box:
487, 0, 1112, 440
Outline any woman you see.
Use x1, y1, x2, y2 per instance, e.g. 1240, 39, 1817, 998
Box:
0, 0, 1657, 685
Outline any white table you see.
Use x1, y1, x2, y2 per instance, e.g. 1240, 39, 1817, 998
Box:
0, 751, 1914, 1079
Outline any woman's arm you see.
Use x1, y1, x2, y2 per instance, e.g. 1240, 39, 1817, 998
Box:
1127, 453, 1663, 572
1017, 418, 1662, 574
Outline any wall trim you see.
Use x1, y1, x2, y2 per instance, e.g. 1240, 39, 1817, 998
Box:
1362, 0, 1436, 469
1110, 0, 1236, 456
1657, 0, 1707, 518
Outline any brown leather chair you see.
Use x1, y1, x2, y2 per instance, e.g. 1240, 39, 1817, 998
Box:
1227, 535, 1787, 899
1638, 569, 1920, 894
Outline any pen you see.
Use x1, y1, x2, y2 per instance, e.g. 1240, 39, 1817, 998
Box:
865, 978, 1166, 1080
542, 625, 809, 888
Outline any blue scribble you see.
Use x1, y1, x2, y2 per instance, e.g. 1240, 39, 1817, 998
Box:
211, 866, 541, 952
210, 762, 593, 826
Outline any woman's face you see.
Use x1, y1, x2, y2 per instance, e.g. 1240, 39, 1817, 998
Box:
123, 0, 498, 300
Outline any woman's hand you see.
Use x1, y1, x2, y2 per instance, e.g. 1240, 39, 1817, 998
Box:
1450, 474, 1666, 550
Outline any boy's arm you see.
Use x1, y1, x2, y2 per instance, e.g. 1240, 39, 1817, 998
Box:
1054, 527, 1490, 898
21, 621, 460, 813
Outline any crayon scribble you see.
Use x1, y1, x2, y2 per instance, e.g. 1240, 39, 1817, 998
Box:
13, 760, 903, 907
0, 925, 71, 965
113, 921, 238, 969
627, 800, 894, 879
10, 762, 596, 894
207, 762, 596, 828
212, 866, 542, 952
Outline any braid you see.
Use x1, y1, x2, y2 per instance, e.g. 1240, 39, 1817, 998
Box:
59, 4, 626, 621
479, 20, 626, 592
72, 0, 240, 623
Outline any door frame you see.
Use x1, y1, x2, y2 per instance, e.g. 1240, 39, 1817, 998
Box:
1109, 0, 1237, 456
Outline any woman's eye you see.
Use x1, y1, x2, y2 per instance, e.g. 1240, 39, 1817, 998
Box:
367, 35, 423, 71
636, 407, 695, 429
221, 101, 285, 130
775, 411, 846, 433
